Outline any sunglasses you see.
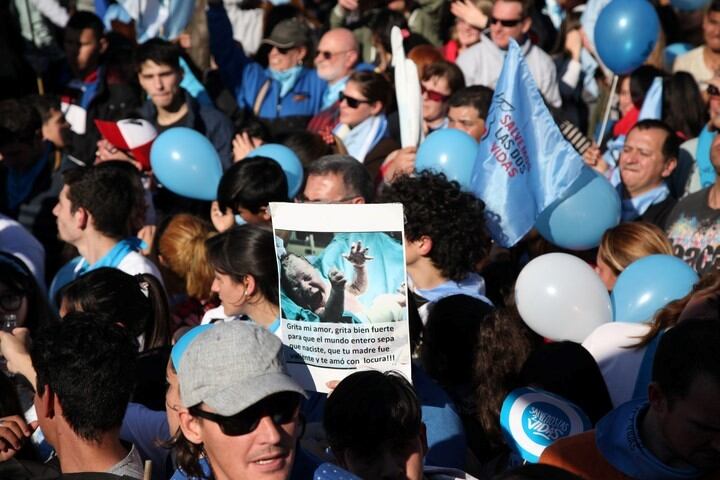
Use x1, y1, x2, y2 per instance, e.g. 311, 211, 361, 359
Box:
189, 391, 301, 436
488, 16, 524, 27
0, 293, 22, 312
339, 91, 372, 109
315, 49, 350, 60
421, 85, 450, 103
708, 84, 720, 97
273, 46, 295, 55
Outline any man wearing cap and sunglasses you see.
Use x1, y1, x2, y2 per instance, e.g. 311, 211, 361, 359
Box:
456, 0, 561, 109
206, 0, 327, 136
176, 321, 317, 480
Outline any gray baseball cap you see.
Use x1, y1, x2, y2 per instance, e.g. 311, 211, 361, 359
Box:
262, 18, 310, 49
178, 321, 306, 416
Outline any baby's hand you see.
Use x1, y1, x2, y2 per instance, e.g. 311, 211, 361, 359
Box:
328, 269, 347, 289
343, 241, 373, 267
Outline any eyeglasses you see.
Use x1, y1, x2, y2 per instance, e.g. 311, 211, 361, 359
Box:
189, 391, 301, 436
421, 85, 450, 103
339, 91, 372, 109
488, 16, 524, 27
315, 49, 350, 60
708, 84, 720, 97
0, 293, 22, 312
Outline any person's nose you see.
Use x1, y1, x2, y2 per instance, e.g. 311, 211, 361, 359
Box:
211, 279, 220, 293
254, 415, 284, 445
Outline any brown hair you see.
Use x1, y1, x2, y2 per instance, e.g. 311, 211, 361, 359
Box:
597, 222, 672, 277
635, 271, 720, 348
407, 44, 444, 79
421, 61, 466, 96
473, 307, 542, 448
158, 214, 216, 300
348, 71, 392, 110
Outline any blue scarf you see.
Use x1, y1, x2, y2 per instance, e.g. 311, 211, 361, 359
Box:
611, 169, 670, 221
268, 65, 303, 98
333, 114, 388, 163
596, 400, 702, 479
413, 272, 493, 306
695, 125, 717, 188
6, 144, 49, 211
322, 76, 348, 111
49, 238, 145, 305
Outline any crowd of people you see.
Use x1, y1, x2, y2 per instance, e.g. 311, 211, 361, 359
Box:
0, 0, 719, 478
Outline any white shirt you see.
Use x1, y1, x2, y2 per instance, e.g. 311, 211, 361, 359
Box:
582, 322, 651, 408
456, 35, 562, 109
116, 250, 163, 282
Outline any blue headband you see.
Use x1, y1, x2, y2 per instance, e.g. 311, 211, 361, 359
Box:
171, 324, 215, 371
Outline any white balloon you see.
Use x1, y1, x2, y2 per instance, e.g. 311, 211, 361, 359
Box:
515, 253, 612, 343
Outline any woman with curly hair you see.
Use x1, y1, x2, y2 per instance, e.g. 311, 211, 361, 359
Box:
378, 171, 492, 321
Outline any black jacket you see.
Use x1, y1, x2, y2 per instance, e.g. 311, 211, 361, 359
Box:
138, 89, 234, 170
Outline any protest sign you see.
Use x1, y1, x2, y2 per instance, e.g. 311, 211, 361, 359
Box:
270, 202, 411, 393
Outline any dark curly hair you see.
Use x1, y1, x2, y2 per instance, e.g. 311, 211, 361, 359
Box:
31, 312, 137, 443
378, 171, 490, 281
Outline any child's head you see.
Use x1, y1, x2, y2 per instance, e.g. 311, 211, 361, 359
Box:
216, 156, 289, 226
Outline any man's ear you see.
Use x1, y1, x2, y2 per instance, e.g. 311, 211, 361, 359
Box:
297, 46, 308, 64
37, 385, 56, 420
260, 206, 271, 223
346, 50, 359, 70
179, 410, 204, 445
417, 235, 433, 256
99, 37, 109, 55
76, 207, 90, 230
661, 157, 678, 178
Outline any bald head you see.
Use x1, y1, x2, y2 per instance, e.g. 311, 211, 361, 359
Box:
315, 28, 359, 84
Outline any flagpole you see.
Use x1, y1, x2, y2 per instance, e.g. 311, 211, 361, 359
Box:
596, 74, 618, 147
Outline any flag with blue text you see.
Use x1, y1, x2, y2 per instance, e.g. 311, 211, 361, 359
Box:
470, 39, 585, 247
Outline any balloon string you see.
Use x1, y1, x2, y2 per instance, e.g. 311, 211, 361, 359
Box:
597, 74, 618, 147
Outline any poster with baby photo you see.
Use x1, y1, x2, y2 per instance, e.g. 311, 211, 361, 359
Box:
270, 202, 411, 393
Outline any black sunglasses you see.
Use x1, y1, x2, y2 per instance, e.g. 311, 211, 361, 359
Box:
338, 91, 372, 109
708, 84, 720, 97
0, 292, 22, 312
273, 46, 294, 55
189, 391, 301, 436
489, 16, 524, 27
315, 49, 350, 60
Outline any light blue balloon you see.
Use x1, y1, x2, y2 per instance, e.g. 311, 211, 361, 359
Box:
611, 255, 699, 323
535, 168, 621, 251
594, 0, 660, 75
671, 0, 710, 10
248, 144, 304, 198
415, 129, 478, 190
150, 127, 222, 201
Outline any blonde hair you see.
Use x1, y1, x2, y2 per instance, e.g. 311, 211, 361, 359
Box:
598, 222, 673, 277
158, 214, 216, 300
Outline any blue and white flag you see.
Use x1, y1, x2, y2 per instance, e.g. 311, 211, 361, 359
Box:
638, 76, 663, 121
470, 40, 585, 247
